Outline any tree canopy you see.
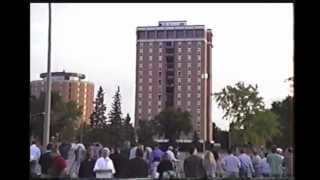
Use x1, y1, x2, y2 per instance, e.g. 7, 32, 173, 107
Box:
136, 119, 156, 147
270, 96, 294, 147
90, 86, 107, 128
214, 82, 281, 146
246, 110, 281, 145
30, 92, 82, 142
214, 82, 265, 130
85, 86, 135, 147
123, 113, 136, 145
108, 86, 125, 147
153, 108, 193, 143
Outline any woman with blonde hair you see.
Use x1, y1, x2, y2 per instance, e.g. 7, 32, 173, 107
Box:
203, 151, 217, 178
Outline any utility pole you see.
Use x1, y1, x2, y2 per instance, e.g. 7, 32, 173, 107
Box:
43, 2, 52, 148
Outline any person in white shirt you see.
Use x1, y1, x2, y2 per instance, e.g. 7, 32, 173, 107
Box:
223, 149, 241, 178
166, 146, 178, 162
251, 149, 262, 177
129, 143, 144, 160
277, 148, 284, 160
238, 148, 255, 178
30, 141, 41, 161
129, 146, 137, 160
93, 147, 116, 178
30, 140, 42, 177
259, 152, 271, 177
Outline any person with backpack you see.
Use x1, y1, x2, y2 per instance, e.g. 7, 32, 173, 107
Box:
157, 152, 175, 179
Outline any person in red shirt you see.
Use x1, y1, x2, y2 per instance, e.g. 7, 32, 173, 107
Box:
48, 144, 67, 177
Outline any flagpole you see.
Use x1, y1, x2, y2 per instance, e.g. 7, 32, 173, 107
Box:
43, 1, 52, 148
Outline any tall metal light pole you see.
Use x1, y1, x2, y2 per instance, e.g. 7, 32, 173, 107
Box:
43, 2, 52, 147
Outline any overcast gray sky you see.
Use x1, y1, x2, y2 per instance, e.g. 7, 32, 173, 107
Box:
30, 3, 293, 130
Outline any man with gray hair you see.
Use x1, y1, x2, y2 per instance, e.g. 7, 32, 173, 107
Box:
93, 147, 116, 178
166, 146, 178, 162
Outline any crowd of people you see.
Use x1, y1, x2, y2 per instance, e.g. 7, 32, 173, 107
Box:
30, 139, 294, 179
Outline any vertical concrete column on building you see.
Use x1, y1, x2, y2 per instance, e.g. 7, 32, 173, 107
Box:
77, 81, 80, 108
145, 31, 148, 39
203, 40, 208, 142
206, 30, 213, 142
84, 83, 87, 122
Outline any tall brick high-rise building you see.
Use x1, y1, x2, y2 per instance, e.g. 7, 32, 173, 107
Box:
135, 21, 213, 142
30, 71, 95, 126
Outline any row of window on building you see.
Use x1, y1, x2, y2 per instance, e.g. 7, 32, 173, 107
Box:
137, 104, 202, 123
136, 94, 202, 115
138, 47, 202, 54
138, 72, 202, 81
137, 92, 201, 100
139, 41, 203, 46
139, 54, 202, 62
137, 30, 205, 40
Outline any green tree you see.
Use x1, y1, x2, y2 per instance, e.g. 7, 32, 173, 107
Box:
136, 120, 156, 147
271, 96, 294, 147
192, 131, 200, 144
213, 123, 229, 149
30, 95, 44, 141
82, 123, 110, 146
153, 108, 193, 144
214, 82, 265, 145
123, 113, 136, 145
58, 101, 82, 141
86, 86, 111, 145
90, 86, 107, 128
30, 92, 82, 142
246, 110, 281, 146
108, 86, 124, 147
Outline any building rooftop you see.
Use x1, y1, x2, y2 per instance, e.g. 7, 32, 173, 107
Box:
137, 20, 205, 31
158, 21, 187, 26
40, 71, 86, 80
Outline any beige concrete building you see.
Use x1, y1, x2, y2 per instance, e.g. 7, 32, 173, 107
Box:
135, 21, 213, 142
30, 71, 94, 126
